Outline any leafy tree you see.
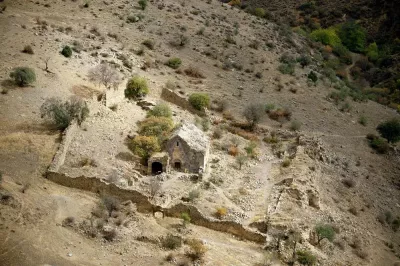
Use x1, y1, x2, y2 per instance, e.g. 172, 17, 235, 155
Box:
129, 135, 160, 160
125, 76, 149, 100
338, 21, 366, 53
315, 224, 335, 244
188, 93, 210, 111
147, 103, 172, 118
366, 42, 379, 62
138, 0, 147, 10
310, 28, 341, 47
10, 67, 36, 87
243, 103, 264, 130
377, 119, 400, 143
138, 117, 174, 139
61, 45, 73, 58
40, 97, 89, 130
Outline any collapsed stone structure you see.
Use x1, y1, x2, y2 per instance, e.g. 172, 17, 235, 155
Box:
148, 123, 210, 175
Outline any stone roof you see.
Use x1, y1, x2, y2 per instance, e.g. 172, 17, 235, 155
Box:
170, 123, 209, 152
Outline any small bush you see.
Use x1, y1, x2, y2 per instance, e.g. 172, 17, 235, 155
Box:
186, 238, 207, 260
297, 55, 311, 68
377, 119, 400, 143
101, 196, 120, 217
188, 93, 210, 110
369, 136, 390, 154
184, 66, 204, 78
236, 154, 247, 170
40, 97, 89, 130
215, 207, 227, 219
213, 127, 223, 139
342, 178, 356, 188
308, 71, 318, 83
166, 57, 182, 69
129, 135, 160, 160
281, 158, 291, 167
61, 45, 73, 57
162, 234, 182, 250
125, 76, 149, 100
297, 250, 316, 265
315, 224, 335, 244
278, 63, 295, 75
22, 45, 34, 54
10, 67, 36, 87
181, 212, 191, 226
268, 108, 292, 121
228, 145, 239, 157
142, 39, 155, 50
147, 103, 172, 118
366, 42, 379, 62
138, 0, 147, 10
188, 190, 200, 202
357, 115, 367, 126
62, 216, 75, 227
245, 141, 258, 158
103, 229, 117, 241
243, 103, 264, 130
290, 120, 301, 131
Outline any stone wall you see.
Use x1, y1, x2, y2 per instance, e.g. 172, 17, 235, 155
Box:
161, 88, 205, 116
46, 121, 266, 244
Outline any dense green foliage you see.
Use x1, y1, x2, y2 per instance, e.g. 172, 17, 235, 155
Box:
61, 45, 73, 57
338, 21, 366, 53
377, 119, 400, 143
10, 67, 36, 87
138, 0, 147, 10
129, 135, 160, 160
125, 76, 149, 99
315, 224, 335, 243
310, 28, 341, 47
40, 97, 89, 130
366, 42, 379, 62
278, 63, 295, 75
138, 117, 174, 138
189, 93, 210, 111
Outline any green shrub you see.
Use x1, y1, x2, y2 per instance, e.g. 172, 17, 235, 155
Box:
61, 45, 73, 57
308, 71, 318, 83
332, 44, 352, 64
138, 0, 147, 10
290, 120, 301, 131
125, 76, 149, 100
9, 67, 36, 87
377, 119, 400, 143
358, 116, 367, 126
297, 250, 316, 265
40, 97, 89, 130
280, 52, 296, 64
166, 57, 182, 69
188, 190, 200, 202
310, 28, 341, 47
338, 21, 366, 53
181, 212, 191, 226
147, 103, 172, 118
297, 55, 311, 68
129, 135, 160, 160
253, 7, 266, 18
366, 42, 379, 62
278, 63, 295, 75
315, 224, 335, 244
189, 93, 210, 110
367, 134, 390, 154
138, 117, 174, 138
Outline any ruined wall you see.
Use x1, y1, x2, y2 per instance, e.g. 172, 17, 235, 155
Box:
46, 121, 266, 244
161, 88, 205, 116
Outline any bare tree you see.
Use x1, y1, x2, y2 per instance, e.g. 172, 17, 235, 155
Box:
88, 63, 121, 105
243, 103, 264, 131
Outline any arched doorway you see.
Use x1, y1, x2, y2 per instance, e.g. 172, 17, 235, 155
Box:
151, 162, 163, 175
174, 161, 182, 171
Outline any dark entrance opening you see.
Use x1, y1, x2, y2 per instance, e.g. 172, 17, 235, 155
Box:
151, 162, 163, 175
174, 161, 181, 170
